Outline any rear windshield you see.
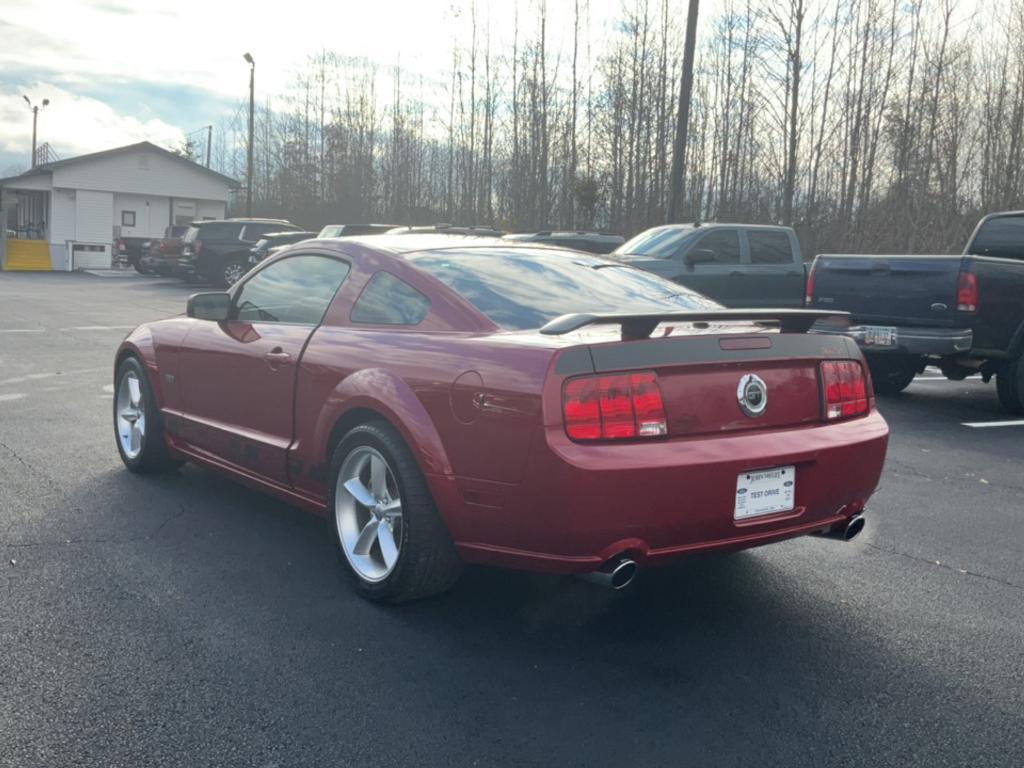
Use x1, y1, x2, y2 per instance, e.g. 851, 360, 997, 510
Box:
967, 215, 1024, 260
409, 248, 720, 331
616, 226, 699, 258
194, 222, 243, 241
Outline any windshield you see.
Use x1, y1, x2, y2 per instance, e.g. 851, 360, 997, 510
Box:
616, 226, 699, 258
409, 247, 720, 331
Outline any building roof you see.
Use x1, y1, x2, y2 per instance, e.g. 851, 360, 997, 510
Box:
0, 141, 240, 189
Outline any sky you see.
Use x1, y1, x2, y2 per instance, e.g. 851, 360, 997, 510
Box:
0, 0, 639, 175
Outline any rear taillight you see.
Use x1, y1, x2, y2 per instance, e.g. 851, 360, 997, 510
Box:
821, 360, 870, 420
805, 261, 817, 306
563, 371, 668, 441
117, 238, 126, 252
956, 271, 978, 312
159, 240, 167, 254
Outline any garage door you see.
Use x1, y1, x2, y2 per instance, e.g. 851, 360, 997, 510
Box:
73, 191, 114, 269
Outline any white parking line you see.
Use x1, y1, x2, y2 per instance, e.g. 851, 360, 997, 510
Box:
0, 329, 45, 333
962, 419, 1024, 428
58, 325, 136, 331
0, 393, 27, 402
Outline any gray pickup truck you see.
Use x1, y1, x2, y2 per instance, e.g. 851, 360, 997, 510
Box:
612, 223, 807, 308
807, 211, 1024, 412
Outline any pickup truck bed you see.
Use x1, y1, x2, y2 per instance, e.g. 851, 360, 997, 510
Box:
807, 211, 1024, 412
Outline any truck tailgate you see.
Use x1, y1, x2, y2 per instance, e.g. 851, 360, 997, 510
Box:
810, 255, 965, 326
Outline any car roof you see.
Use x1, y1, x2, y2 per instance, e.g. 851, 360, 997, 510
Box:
318, 233, 513, 254
195, 218, 294, 226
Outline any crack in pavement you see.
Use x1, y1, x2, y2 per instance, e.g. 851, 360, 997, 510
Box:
866, 541, 1023, 592
0, 505, 188, 551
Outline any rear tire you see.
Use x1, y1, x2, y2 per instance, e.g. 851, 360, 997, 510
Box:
866, 354, 917, 395
996, 355, 1024, 415
328, 421, 462, 603
113, 357, 179, 473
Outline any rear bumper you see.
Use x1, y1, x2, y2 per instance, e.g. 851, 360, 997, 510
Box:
812, 321, 973, 357
446, 410, 889, 573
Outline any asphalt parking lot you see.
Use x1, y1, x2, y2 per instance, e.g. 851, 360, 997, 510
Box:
1, 272, 1022, 768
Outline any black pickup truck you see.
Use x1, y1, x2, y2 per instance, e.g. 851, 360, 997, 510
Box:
807, 211, 1024, 412
613, 223, 807, 308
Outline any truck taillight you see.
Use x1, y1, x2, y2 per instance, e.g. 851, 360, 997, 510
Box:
117, 238, 126, 252
159, 240, 167, 254
805, 261, 817, 306
956, 271, 978, 312
821, 360, 870, 420
563, 372, 668, 441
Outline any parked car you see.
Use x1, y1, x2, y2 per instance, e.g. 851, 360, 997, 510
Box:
178, 218, 301, 287
503, 230, 625, 254
807, 211, 1024, 409
249, 231, 316, 264
317, 224, 399, 238
138, 225, 191, 275
613, 223, 807, 308
112, 235, 887, 603
387, 224, 505, 237
115, 236, 152, 272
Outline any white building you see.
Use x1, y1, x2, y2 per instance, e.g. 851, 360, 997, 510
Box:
0, 141, 239, 271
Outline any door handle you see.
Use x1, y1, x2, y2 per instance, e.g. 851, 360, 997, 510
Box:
264, 348, 292, 368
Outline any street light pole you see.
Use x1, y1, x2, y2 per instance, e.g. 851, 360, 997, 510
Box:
243, 53, 255, 216
23, 95, 50, 169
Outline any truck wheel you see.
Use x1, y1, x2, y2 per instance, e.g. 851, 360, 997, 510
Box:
866, 355, 917, 395
328, 421, 462, 603
220, 259, 248, 288
996, 356, 1024, 415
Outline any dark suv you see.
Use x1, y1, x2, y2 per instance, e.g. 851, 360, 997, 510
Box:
179, 218, 301, 287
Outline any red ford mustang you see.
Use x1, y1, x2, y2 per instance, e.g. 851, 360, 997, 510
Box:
113, 235, 889, 601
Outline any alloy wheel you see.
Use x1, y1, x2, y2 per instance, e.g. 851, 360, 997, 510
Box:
335, 446, 404, 582
116, 371, 146, 460
223, 262, 246, 286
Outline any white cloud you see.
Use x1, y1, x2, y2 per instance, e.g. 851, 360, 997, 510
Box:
0, 83, 185, 162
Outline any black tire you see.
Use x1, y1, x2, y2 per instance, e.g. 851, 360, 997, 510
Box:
866, 354, 917, 396
219, 259, 248, 289
112, 357, 179, 473
327, 421, 462, 603
134, 261, 152, 275
996, 355, 1024, 415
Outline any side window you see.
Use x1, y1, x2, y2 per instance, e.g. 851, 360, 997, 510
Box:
351, 272, 431, 326
694, 230, 741, 264
234, 255, 350, 325
968, 215, 1024, 260
748, 231, 793, 264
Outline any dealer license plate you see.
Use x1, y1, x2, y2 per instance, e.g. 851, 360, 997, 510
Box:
734, 466, 795, 520
863, 325, 896, 347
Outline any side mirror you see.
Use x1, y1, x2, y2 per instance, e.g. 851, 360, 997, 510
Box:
187, 292, 231, 321
685, 248, 717, 267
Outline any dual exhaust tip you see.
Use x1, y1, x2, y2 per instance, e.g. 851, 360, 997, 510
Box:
814, 513, 866, 542
580, 555, 638, 590
581, 514, 867, 590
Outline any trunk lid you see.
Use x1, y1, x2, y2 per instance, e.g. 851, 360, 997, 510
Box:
809, 254, 966, 326
546, 311, 861, 438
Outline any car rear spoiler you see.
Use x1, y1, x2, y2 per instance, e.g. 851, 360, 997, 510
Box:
538, 309, 850, 338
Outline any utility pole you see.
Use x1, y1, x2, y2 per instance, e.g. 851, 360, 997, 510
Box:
206, 125, 212, 168
243, 53, 255, 216
667, 0, 700, 223
23, 96, 50, 168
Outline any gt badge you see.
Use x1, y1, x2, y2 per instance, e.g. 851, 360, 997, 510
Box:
737, 374, 768, 418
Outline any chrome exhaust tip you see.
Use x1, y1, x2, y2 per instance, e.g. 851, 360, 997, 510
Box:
579, 556, 638, 590
813, 513, 866, 541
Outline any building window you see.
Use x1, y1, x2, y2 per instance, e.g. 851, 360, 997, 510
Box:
121, 211, 136, 227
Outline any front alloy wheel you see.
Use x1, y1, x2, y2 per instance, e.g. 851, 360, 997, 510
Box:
116, 370, 146, 460
335, 447, 405, 582
113, 357, 178, 473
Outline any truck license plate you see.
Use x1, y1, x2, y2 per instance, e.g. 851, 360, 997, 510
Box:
863, 325, 896, 346
734, 466, 795, 520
